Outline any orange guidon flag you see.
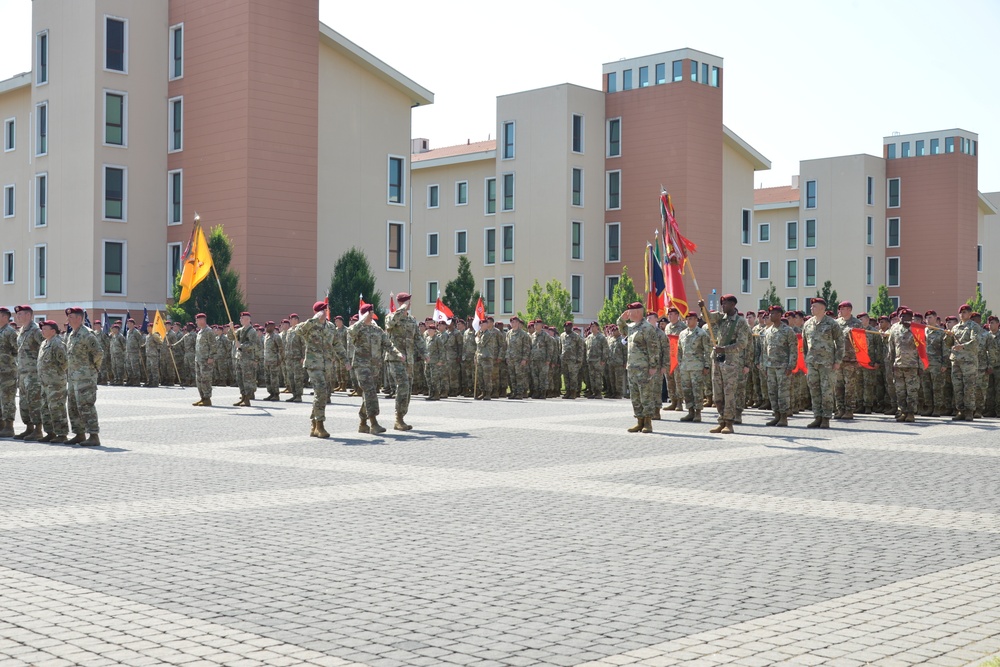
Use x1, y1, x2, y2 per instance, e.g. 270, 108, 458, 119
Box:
667, 334, 679, 374
850, 329, 875, 369
794, 333, 808, 374
178, 223, 213, 304
909, 322, 930, 370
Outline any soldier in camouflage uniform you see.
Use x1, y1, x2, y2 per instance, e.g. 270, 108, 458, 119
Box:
350, 304, 400, 434
0, 307, 18, 438
920, 311, 949, 416
424, 320, 447, 400
834, 301, 864, 420
176, 323, 196, 386
528, 322, 547, 399
190, 315, 217, 407
987, 316, 1000, 417
291, 303, 345, 437
283, 316, 305, 402
505, 316, 531, 399
559, 322, 585, 399
261, 321, 284, 401
972, 313, 991, 418
606, 325, 626, 399
462, 321, 477, 397
760, 305, 797, 427
144, 327, 163, 388
64, 308, 103, 445
12, 306, 45, 440
231, 313, 259, 406
163, 322, 181, 386
876, 315, 896, 413
700, 295, 749, 434
886, 308, 922, 422
495, 322, 508, 398
384, 293, 425, 430
123, 319, 143, 385
475, 317, 500, 400
857, 313, 879, 413
93, 321, 111, 385
108, 323, 126, 386
677, 312, 711, 422
34, 320, 69, 442
662, 309, 685, 409
743, 311, 761, 410
801, 297, 845, 428
547, 326, 562, 397
617, 303, 662, 433
584, 322, 607, 399
446, 321, 461, 397
949, 304, 979, 420
787, 311, 809, 414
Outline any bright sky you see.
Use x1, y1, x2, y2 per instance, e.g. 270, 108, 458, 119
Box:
3, 0, 997, 191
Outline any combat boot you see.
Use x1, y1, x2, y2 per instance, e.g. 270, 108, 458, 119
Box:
192, 399, 204, 406
720, 420, 734, 434
82, 434, 101, 446
358, 417, 370, 434
50, 435, 67, 444
709, 420, 726, 434
733, 410, 743, 425
841, 411, 854, 420
13, 423, 34, 440
820, 418, 830, 429
314, 421, 330, 439
38, 432, 55, 443
952, 411, 965, 421
919, 409, 932, 417
0, 420, 13, 438
904, 413, 915, 422
806, 417, 822, 428
369, 417, 386, 435
652, 408, 661, 420
24, 427, 44, 441
776, 413, 789, 427
693, 411, 702, 423
233, 395, 245, 407
67, 433, 86, 445
965, 413, 975, 421
679, 409, 695, 422
765, 412, 781, 427
895, 412, 906, 422
201, 397, 212, 406
627, 418, 643, 433
309, 419, 317, 437
641, 417, 653, 433
393, 413, 412, 431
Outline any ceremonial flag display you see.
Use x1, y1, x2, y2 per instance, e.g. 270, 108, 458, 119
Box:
178, 221, 214, 304
102, 311, 110, 335
850, 329, 875, 369
433, 298, 454, 324
667, 334, 679, 374
794, 333, 808, 374
909, 322, 930, 370
472, 297, 486, 332
153, 310, 168, 339
660, 190, 696, 317
389, 293, 396, 314
140, 307, 150, 334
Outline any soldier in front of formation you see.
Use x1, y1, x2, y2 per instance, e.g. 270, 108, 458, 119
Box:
801, 297, 844, 429
677, 311, 710, 423
618, 302, 663, 433
65, 307, 103, 445
700, 294, 749, 435
761, 304, 798, 427
0, 307, 17, 438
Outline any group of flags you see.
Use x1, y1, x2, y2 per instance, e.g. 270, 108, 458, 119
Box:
645, 191, 697, 318
851, 324, 930, 370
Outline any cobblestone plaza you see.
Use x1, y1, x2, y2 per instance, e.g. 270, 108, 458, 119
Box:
2, 386, 999, 667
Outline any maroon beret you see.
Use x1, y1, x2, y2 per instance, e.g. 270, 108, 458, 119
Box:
825, 310, 834, 317
111, 322, 121, 328
769, 304, 784, 313
945, 315, 958, 322
913, 313, 924, 320
564, 321, 573, 327
667, 307, 680, 315
350, 314, 359, 322
971, 312, 981, 318
65, 307, 85, 315
281, 318, 290, 324
0, 307, 9, 315
289, 313, 300, 319
627, 302, 643, 310
988, 315, 999, 323
195, 313, 207, 319
811, 297, 826, 306
94, 319, 102, 325
924, 310, 936, 317
265, 320, 275, 326
510, 316, 521, 323
858, 312, 868, 319
396, 292, 411, 303
720, 294, 737, 304
685, 311, 699, 319
757, 310, 767, 316
14, 305, 32, 313
359, 304, 374, 315
126, 318, 135, 324
334, 315, 343, 321
839, 301, 853, 309
40, 320, 58, 329
959, 304, 972, 312
878, 315, 891, 322
313, 301, 326, 313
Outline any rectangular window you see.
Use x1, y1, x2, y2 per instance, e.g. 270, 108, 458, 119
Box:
484, 278, 495, 315
887, 178, 900, 208
35, 173, 46, 227
971, 140, 977, 156
34, 245, 47, 298
866, 296, 873, 312
886, 143, 896, 159
387, 222, 404, 271
572, 114, 584, 153
758, 260, 769, 280
758, 222, 770, 243
887, 217, 900, 248
786, 221, 797, 250
887, 257, 900, 287
805, 219, 816, 248
2, 251, 13, 284
3, 118, 13, 151
456, 180, 468, 205
571, 275, 582, 313
690, 60, 699, 82
502, 173, 514, 211
485, 177, 496, 215
805, 180, 817, 208
977, 244, 982, 272
169, 24, 183, 79
168, 169, 182, 224
606, 222, 620, 263
786, 260, 797, 288
655, 63, 666, 84
606, 276, 619, 298
805, 258, 816, 287
571, 221, 583, 260
502, 121, 515, 159
672, 60, 683, 82
455, 230, 467, 255
427, 232, 438, 257
168, 97, 183, 151
741, 209, 751, 245
866, 176, 874, 205
741, 258, 751, 294
638, 66, 648, 87
607, 117, 621, 157
502, 277, 513, 314
36, 31, 48, 85
786, 298, 797, 312
427, 281, 438, 305
388, 156, 404, 204
427, 184, 439, 209
916, 139, 925, 156
104, 166, 126, 221
866, 216, 873, 245
607, 71, 616, 93
572, 168, 583, 206
501, 224, 514, 262
3, 184, 13, 218
901, 141, 910, 158
866, 256, 873, 286
931, 138, 940, 154
711, 66, 720, 87
702, 63, 709, 84
105, 17, 127, 72
485, 228, 496, 265
946, 137, 955, 153
105, 92, 125, 146
607, 170, 621, 210
167, 242, 182, 295
103, 241, 125, 295
622, 69, 632, 90
35, 102, 47, 156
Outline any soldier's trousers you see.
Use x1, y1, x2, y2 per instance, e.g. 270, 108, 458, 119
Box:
67, 372, 100, 434
835, 362, 861, 412
39, 379, 68, 436
529, 359, 547, 398
951, 361, 977, 412
183, 353, 196, 385
862, 368, 879, 408
301, 364, 326, 422
17, 371, 42, 425
978, 371, 990, 415
679, 368, 705, 412
610, 366, 625, 398
0, 371, 16, 421
587, 362, 604, 396
894, 366, 920, 414
766, 367, 792, 414
265, 361, 281, 396
806, 363, 836, 419
355, 363, 380, 419
476, 359, 494, 398
386, 360, 411, 416
126, 353, 143, 385
711, 360, 741, 421
110, 354, 125, 385
508, 360, 528, 398
196, 361, 213, 400
734, 366, 748, 411
448, 362, 460, 396
666, 370, 679, 403
284, 361, 304, 398
426, 363, 446, 397
562, 361, 581, 396
628, 368, 659, 418
921, 365, 947, 413
235, 357, 257, 396
146, 353, 160, 386
990, 367, 1000, 415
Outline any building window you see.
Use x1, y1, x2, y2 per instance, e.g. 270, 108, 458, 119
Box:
387, 222, 404, 271
759, 261, 769, 280
502, 121, 515, 159
572, 114, 584, 153
655, 63, 666, 84
805, 180, 817, 208
502, 173, 514, 211
501, 224, 514, 262
786, 260, 797, 288
887, 178, 900, 208
427, 232, 439, 257
638, 66, 649, 88
622, 69, 632, 90
105, 16, 127, 72
889, 296, 900, 310
103, 241, 125, 295
572, 168, 583, 206
805, 219, 816, 248
711, 66, 720, 86
931, 138, 940, 154
169, 24, 183, 79
168, 169, 182, 225
104, 166, 126, 221
427, 184, 439, 209
455, 230, 467, 255
3, 184, 13, 218
607, 170, 621, 210
606, 222, 620, 262
167, 242, 182, 295
3, 118, 13, 151
866, 176, 874, 206
887, 257, 900, 287
2, 251, 13, 284
690, 60, 699, 82
866, 256, 873, 286
502, 277, 513, 314
35, 102, 47, 156
758, 222, 770, 242
741, 258, 751, 294
607, 117, 621, 157
901, 141, 910, 158
702, 63, 710, 84
916, 139, 925, 156
34, 245, 46, 298
571, 275, 582, 313
786, 221, 797, 250
571, 221, 583, 260
485, 227, 496, 265
485, 177, 496, 215
104, 92, 127, 147
866, 216, 873, 245
741, 209, 751, 245
805, 258, 816, 287
672, 60, 683, 82
168, 97, 183, 152
35, 173, 47, 227
866, 296, 873, 311
427, 281, 438, 305
388, 156, 404, 204
607, 71, 616, 93
977, 245, 982, 272
886, 144, 896, 159
972, 140, 978, 156
786, 298, 797, 312
606, 275, 620, 298
484, 278, 496, 315
36, 31, 48, 85
887, 218, 900, 248
946, 137, 955, 153
456, 181, 468, 206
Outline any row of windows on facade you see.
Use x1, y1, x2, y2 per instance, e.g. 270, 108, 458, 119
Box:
737, 255, 903, 295
0, 241, 125, 299
885, 137, 976, 159
496, 118, 624, 163
606, 60, 720, 93
420, 275, 587, 317
740, 215, 905, 250
419, 168, 622, 213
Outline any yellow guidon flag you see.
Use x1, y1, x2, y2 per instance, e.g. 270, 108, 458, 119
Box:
152, 310, 168, 340
178, 220, 214, 304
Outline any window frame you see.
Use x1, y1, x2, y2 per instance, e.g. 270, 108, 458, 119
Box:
571, 167, 584, 207
805, 218, 817, 248
168, 96, 183, 153
36, 30, 49, 86
2, 251, 13, 285
426, 232, 439, 257
804, 257, 817, 288
102, 239, 127, 296
168, 23, 184, 80
386, 220, 405, 272
167, 169, 182, 225
606, 275, 620, 299
865, 255, 873, 286
484, 227, 496, 266
484, 278, 496, 315
571, 114, 584, 154
758, 222, 770, 243
103, 90, 127, 147
570, 274, 583, 314
607, 117, 621, 158
887, 217, 901, 248
500, 223, 514, 263
426, 281, 439, 306
102, 164, 127, 222
501, 121, 515, 160
741, 209, 751, 245
34, 244, 47, 298
671, 60, 683, 82
571, 220, 583, 261
606, 222, 620, 263
387, 155, 405, 206
805, 180, 817, 209
426, 184, 439, 209
786, 220, 798, 250
104, 15, 129, 74
758, 260, 769, 281
786, 259, 798, 289
786, 298, 797, 313
887, 177, 900, 208
606, 170, 621, 210
3, 117, 14, 152
866, 176, 874, 206
740, 257, 751, 294
35, 172, 47, 228
35, 101, 48, 157
501, 276, 514, 314
501, 172, 514, 212
454, 230, 467, 255
887, 256, 900, 288
484, 177, 496, 215
455, 180, 468, 206
3, 184, 13, 218
166, 242, 182, 297
866, 216, 873, 246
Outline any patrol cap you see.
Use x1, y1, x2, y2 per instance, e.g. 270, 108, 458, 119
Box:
65, 307, 85, 315
40, 320, 59, 330
838, 301, 853, 309
959, 304, 972, 312
359, 304, 374, 314
313, 301, 326, 312
14, 304, 33, 313
626, 302, 644, 310
396, 292, 411, 303
720, 294, 737, 304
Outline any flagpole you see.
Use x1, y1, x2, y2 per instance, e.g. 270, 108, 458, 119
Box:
193, 213, 237, 339
683, 257, 718, 348
161, 311, 183, 386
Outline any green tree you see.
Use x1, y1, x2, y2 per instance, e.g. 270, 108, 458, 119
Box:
517, 279, 572, 327
442, 256, 481, 320
966, 284, 992, 319
167, 224, 247, 324
869, 285, 894, 318
327, 248, 385, 322
598, 266, 641, 326
815, 280, 839, 310
757, 281, 781, 310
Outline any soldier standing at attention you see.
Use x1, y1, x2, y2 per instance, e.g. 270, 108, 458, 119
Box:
505, 316, 530, 400
93, 321, 110, 385
584, 322, 607, 399
921, 311, 949, 416
64, 307, 103, 446
284, 314, 305, 401
699, 295, 750, 434
475, 317, 500, 400
950, 304, 979, 421
124, 318, 143, 386
232, 312, 259, 406
144, 325, 163, 388
349, 304, 398, 434
663, 309, 685, 410
559, 322, 585, 399
191, 314, 217, 407
0, 307, 18, 438
834, 301, 863, 420
34, 320, 69, 443
384, 292, 424, 430
12, 306, 44, 440
677, 311, 711, 422
761, 305, 797, 427
887, 308, 921, 422
424, 320, 446, 400
261, 321, 284, 401
617, 302, 662, 433
801, 297, 844, 428
108, 323, 125, 386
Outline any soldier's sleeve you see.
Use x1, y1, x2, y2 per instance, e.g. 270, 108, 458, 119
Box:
832, 320, 845, 364
887, 330, 897, 366
90, 334, 104, 370
332, 330, 350, 364
801, 326, 809, 356
785, 329, 797, 369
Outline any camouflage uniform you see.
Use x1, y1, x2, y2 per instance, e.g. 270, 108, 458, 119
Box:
234, 324, 259, 398
164, 329, 181, 385
949, 319, 979, 416
385, 309, 425, 418
194, 326, 216, 402
109, 329, 126, 385
214, 330, 234, 386
262, 330, 284, 398
559, 329, 585, 397
921, 327, 949, 415
529, 329, 549, 398
66, 325, 103, 436
180, 330, 197, 386
665, 320, 686, 404
37, 334, 69, 437
293, 315, 343, 425
835, 315, 864, 415
762, 322, 798, 415
349, 318, 400, 421
677, 325, 711, 414
606, 331, 626, 399
801, 314, 845, 420
446, 327, 462, 397
283, 325, 305, 400
988, 329, 1000, 416
976, 324, 991, 417
496, 327, 508, 397
506, 326, 531, 399
424, 332, 447, 398
144, 332, 162, 387
17, 321, 44, 427
95, 328, 111, 385
617, 314, 663, 420
475, 327, 501, 399
862, 326, 884, 412
547, 330, 561, 397
125, 326, 144, 385
585, 330, 608, 397
704, 311, 750, 423
887, 323, 923, 414
0, 321, 18, 425
746, 321, 764, 408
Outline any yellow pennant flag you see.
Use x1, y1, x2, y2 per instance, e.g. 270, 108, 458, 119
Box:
178, 223, 214, 304
152, 310, 167, 339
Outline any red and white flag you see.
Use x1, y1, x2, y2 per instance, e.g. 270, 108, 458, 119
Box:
389, 293, 396, 314
433, 298, 454, 324
472, 297, 486, 332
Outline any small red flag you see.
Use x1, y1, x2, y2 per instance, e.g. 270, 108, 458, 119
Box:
909, 323, 930, 370
665, 261, 689, 318
794, 333, 808, 374
389, 293, 396, 314
667, 334, 679, 374
850, 329, 874, 369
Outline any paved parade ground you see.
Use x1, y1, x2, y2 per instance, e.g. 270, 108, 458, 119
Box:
2, 386, 999, 667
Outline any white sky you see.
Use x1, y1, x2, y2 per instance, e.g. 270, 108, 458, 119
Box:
2, 0, 997, 191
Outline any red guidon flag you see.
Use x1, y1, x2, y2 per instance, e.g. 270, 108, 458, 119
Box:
667, 334, 679, 374
794, 333, 808, 374
850, 329, 875, 369
433, 298, 454, 324
909, 322, 930, 370
472, 297, 486, 332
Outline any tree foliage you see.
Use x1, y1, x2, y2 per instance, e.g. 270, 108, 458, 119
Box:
598, 266, 641, 326
869, 285, 894, 318
757, 281, 781, 310
815, 280, 839, 310
442, 256, 481, 320
966, 284, 992, 319
517, 279, 572, 327
167, 224, 247, 324
328, 248, 385, 322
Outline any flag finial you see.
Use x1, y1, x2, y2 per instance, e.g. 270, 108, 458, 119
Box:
193, 212, 200, 224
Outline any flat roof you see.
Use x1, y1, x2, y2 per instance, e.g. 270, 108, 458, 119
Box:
0, 72, 31, 95
412, 140, 496, 169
